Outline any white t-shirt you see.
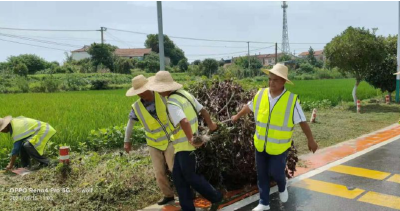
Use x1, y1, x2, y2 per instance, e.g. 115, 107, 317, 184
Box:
247, 88, 306, 124
168, 98, 203, 127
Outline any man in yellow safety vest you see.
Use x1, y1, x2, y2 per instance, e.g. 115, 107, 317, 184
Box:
148, 71, 223, 211
124, 75, 176, 205
232, 64, 318, 211
0, 116, 56, 171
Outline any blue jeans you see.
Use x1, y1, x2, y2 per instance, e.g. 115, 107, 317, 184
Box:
173, 151, 222, 211
255, 149, 288, 206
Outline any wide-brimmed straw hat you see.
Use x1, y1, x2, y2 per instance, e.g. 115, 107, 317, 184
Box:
147, 71, 183, 92
0, 116, 12, 132
126, 75, 150, 96
262, 63, 294, 85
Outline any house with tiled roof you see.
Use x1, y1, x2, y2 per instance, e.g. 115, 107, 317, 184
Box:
71, 46, 155, 61
298, 50, 325, 61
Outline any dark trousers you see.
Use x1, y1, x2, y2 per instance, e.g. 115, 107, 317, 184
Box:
255, 149, 288, 206
173, 151, 222, 211
20, 141, 50, 168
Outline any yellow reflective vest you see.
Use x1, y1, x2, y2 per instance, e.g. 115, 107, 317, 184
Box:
10, 116, 56, 156
167, 89, 198, 153
253, 88, 298, 155
133, 92, 173, 151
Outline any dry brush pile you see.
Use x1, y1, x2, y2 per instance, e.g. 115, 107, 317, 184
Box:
188, 79, 298, 191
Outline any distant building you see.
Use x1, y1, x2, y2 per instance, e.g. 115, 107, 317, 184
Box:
232, 53, 294, 66
71, 46, 170, 65
298, 50, 325, 61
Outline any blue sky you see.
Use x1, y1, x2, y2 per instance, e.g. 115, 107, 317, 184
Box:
0, 1, 398, 63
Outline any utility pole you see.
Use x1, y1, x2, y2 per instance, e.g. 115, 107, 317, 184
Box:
247, 42, 250, 72
157, 1, 165, 71
275, 42, 278, 64
396, 2, 400, 103
100, 27, 106, 44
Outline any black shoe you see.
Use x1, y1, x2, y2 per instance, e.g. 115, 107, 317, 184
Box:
157, 197, 175, 205
209, 200, 223, 211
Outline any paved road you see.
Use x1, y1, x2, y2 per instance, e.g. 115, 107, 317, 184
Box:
236, 138, 400, 211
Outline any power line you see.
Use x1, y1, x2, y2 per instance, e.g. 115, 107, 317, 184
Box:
0, 26, 328, 45
105, 31, 132, 47
0, 27, 98, 32
0, 38, 68, 51
107, 27, 275, 44
187, 45, 275, 57
0, 32, 81, 48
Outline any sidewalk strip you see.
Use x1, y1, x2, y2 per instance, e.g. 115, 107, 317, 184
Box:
291, 178, 365, 199
328, 165, 391, 180
358, 191, 400, 210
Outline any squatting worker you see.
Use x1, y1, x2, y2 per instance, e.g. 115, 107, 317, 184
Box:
231, 63, 318, 211
0, 116, 56, 171
124, 75, 175, 205
147, 71, 223, 211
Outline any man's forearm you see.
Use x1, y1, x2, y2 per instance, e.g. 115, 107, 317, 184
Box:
300, 122, 314, 142
237, 104, 251, 118
200, 109, 213, 126
180, 118, 193, 140
124, 119, 134, 143
9, 155, 17, 166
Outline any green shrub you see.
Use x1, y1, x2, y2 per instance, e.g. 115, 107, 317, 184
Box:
90, 79, 109, 90
12, 63, 28, 76
301, 99, 332, 111
40, 76, 60, 92
298, 62, 314, 74
60, 74, 90, 91
87, 125, 146, 151
115, 57, 137, 74
15, 76, 29, 93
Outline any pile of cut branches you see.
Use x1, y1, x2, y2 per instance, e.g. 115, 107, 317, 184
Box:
188, 79, 298, 191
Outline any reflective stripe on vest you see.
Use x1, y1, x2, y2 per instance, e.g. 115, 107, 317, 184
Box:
11, 117, 56, 155
133, 92, 172, 151
12, 120, 41, 141
168, 90, 198, 153
253, 88, 297, 155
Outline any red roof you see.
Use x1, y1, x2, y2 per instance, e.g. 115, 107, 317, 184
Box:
299, 50, 323, 56
71, 46, 152, 57
114, 48, 152, 57
256, 53, 284, 59
71, 45, 90, 52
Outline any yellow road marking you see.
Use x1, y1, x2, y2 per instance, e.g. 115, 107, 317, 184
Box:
292, 178, 365, 199
358, 191, 400, 210
328, 165, 390, 180
387, 174, 400, 184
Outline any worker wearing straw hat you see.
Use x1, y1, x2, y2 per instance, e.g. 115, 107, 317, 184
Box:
232, 63, 318, 211
124, 75, 176, 205
148, 71, 223, 211
0, 116, 56, 171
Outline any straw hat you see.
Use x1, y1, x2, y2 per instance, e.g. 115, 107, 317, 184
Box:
147, 71, 183, 92
262, 63, 294, 85
126, 75, 150, 96
0, 116, 12, 132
